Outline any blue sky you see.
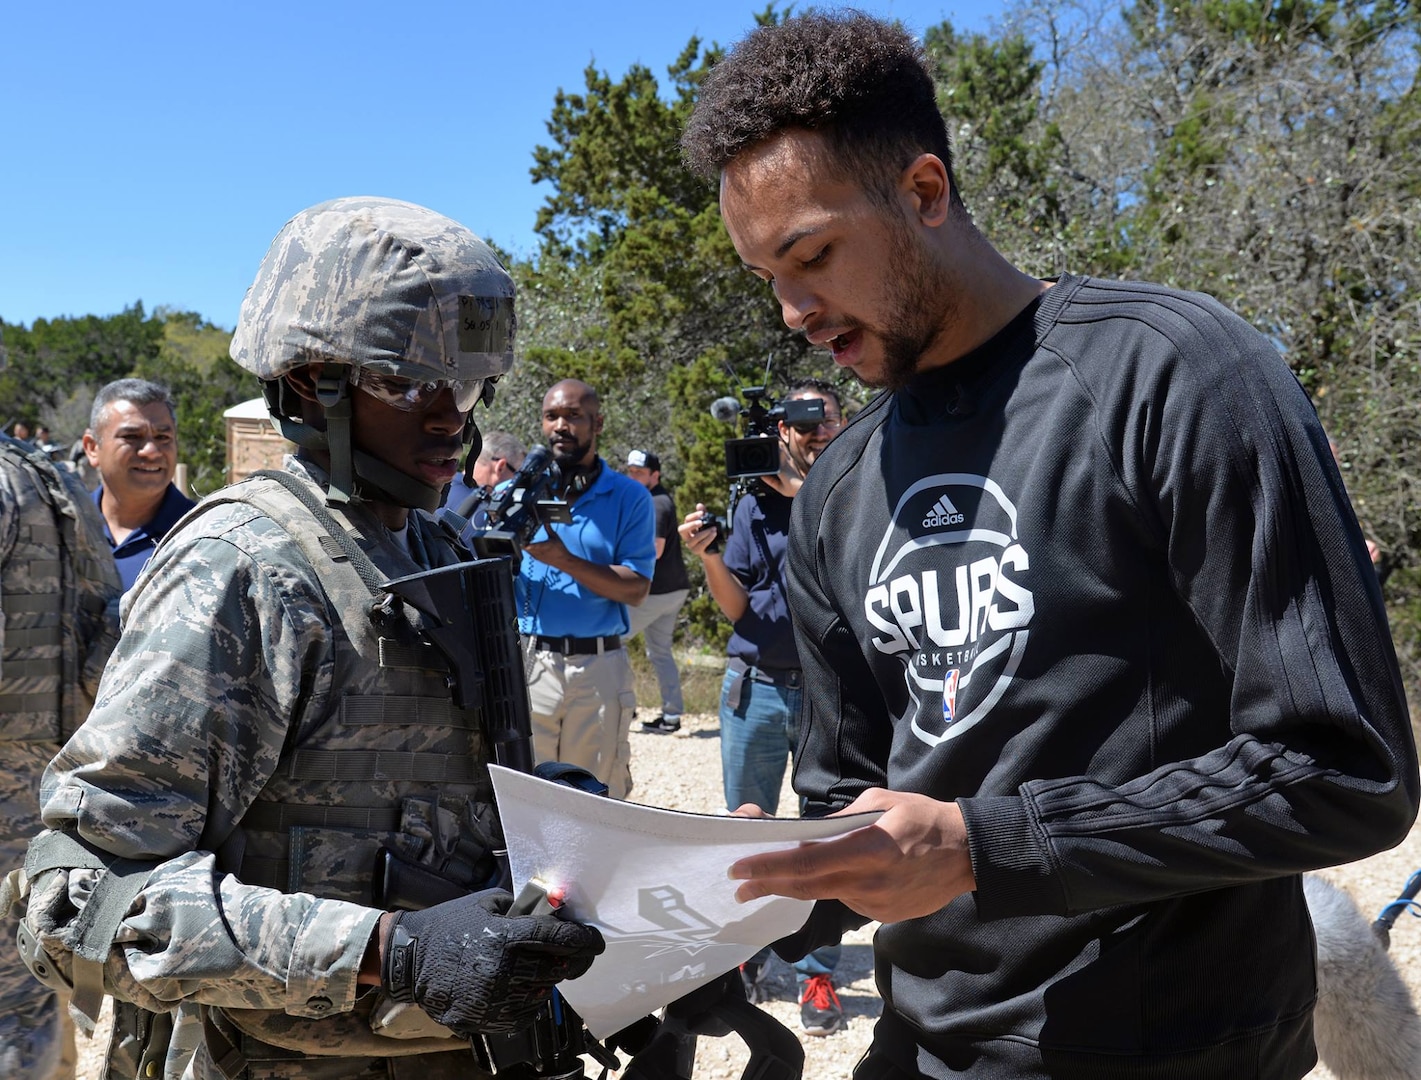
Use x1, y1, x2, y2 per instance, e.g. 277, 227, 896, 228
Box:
0, 1, 1001, 332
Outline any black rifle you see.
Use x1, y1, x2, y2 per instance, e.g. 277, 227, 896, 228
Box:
379, 556, 804, 1080
379, 556, 532, 773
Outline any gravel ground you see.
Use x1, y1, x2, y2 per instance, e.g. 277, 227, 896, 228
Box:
77, 707, 1421, 1079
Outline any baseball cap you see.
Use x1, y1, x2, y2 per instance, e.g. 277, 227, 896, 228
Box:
626, 449, 660, 471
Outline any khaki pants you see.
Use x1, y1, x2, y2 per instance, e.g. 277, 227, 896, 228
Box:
527, 646, 636, 798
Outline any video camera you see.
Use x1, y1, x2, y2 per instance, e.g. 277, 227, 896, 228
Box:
705, 386, 826, 529
439, 445, 572, 560
712, 386, 825, 481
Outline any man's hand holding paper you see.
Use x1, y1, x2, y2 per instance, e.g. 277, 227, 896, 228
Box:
727, 787, 978, 923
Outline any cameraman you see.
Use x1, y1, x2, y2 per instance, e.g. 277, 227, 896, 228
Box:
679, 377, 847, 1035
519, 379, 655, 799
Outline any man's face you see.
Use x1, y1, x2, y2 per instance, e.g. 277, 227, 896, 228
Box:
348, 375, 468, 492
626, 465, 658, 490
472, 453, 517, 488
542, 385, 602, 468
720, 129, 958, 391
84, 400, 178, 503
779, 391, 843, 474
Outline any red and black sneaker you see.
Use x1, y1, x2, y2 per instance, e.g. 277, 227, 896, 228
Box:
799, 973, 843, 1036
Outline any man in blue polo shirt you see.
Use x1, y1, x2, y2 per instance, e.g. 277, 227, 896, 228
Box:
518, 379, 655, 798
82, 379, 197, 591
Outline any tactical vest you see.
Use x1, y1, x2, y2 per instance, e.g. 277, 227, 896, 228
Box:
181, 471, 502, 1063
0, 436, 121, 743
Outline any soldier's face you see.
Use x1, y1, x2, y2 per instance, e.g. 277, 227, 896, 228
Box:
349, 382, 468, 491
84, 400, 177, 504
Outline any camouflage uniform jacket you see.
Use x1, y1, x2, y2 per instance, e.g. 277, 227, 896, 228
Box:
25, 457, 502, 1078
0, 433, 121, 743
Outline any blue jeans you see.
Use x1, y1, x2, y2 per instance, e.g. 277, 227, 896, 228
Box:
720, 667, 840, 983
720, 667, 800, 815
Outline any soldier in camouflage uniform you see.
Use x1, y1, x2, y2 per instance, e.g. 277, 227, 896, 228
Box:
12, 198, 604, 1079
0, 325, 123, 1078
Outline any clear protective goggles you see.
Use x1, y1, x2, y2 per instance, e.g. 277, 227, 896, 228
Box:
347, 367, 486, 413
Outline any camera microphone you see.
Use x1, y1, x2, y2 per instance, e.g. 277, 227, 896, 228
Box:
518, 444, 554, 477
710, 396, 742, 423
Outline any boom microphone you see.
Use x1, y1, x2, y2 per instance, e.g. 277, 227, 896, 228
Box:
710, 396, 742, 423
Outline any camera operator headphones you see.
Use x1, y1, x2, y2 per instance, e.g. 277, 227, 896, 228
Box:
559, 457, 602, 496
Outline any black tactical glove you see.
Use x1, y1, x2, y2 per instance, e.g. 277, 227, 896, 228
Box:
381, 888, 605, 1035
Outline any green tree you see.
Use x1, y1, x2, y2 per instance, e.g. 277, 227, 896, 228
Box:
925, 19, 1066, 258
0, 304, 166, 437
509, 6, 855, 643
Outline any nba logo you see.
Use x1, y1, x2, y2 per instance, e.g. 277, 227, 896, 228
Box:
942, 668, 960, 725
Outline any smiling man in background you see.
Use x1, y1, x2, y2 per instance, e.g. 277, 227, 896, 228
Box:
83, 378, 196, 590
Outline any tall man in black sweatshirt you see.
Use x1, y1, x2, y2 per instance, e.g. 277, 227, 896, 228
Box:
682, 12, 1418, 1080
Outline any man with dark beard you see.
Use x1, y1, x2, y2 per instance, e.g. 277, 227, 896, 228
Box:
517, 378, 655, 798
681, 11, 1417, 1080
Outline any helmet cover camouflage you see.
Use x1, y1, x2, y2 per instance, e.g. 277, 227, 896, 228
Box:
230, 196, 516, 384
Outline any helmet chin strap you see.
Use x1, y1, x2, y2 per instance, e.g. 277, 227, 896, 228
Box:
349, 449, 444, 513
268, 372, 456, 515
460, 426, 484, 489
314, 369, 356, 506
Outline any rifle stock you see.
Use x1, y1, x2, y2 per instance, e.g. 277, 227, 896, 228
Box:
380, 556, 533, 772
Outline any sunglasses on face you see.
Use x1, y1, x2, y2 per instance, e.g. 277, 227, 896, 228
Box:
348, 368, 485, 413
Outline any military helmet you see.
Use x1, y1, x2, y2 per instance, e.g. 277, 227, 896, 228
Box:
229, 197, 516, 512
231, 196, 515, 385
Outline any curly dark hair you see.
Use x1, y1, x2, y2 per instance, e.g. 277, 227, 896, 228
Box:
682, 10, 960, 210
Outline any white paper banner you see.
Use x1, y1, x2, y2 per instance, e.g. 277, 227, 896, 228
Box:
489, 765, 881, 1038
